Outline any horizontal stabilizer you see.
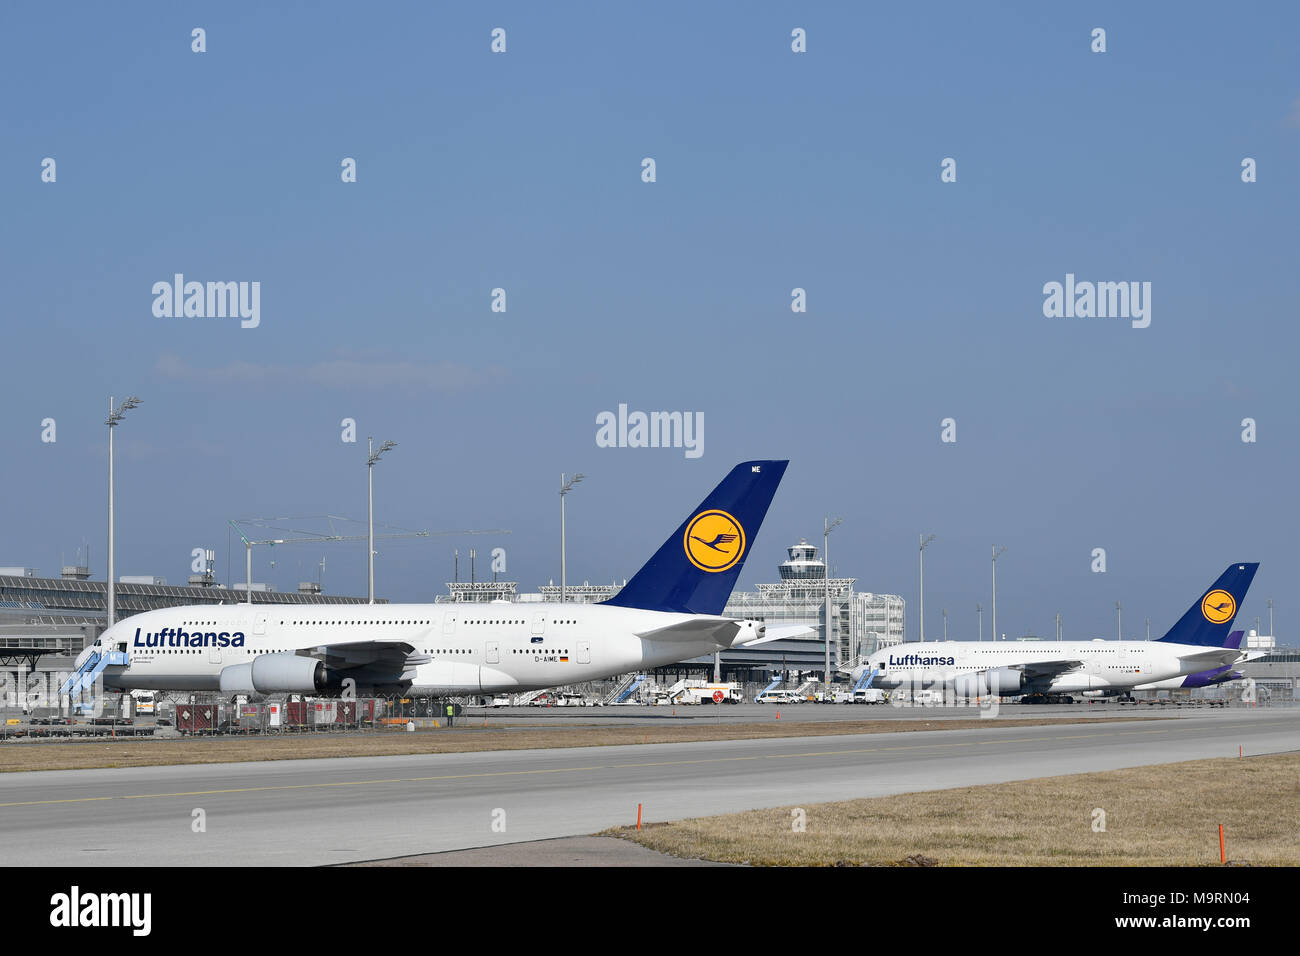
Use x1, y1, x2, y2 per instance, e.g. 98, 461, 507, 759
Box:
635, 617, 742, 645
737, 624, 815, 646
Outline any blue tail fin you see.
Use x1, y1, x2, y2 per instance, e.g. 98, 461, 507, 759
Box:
600, 460, 789, 615
1155, 564, 1258, 647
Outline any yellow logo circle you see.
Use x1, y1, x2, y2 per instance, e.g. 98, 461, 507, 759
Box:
684, 510, 746, 573
1201, 589, 1236, 624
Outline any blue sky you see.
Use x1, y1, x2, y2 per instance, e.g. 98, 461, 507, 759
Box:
3, 2, 1297, 641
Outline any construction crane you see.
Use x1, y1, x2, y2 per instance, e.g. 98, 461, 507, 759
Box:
226, 518, 509, 602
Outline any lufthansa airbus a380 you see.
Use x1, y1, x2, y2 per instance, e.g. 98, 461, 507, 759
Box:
850, 563, 1259, 701
74, 461, 799, 698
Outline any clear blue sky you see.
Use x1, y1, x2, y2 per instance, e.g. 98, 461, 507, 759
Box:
3, 2, 1297, 641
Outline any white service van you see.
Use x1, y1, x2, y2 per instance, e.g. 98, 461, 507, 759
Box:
851, 688, 886, 704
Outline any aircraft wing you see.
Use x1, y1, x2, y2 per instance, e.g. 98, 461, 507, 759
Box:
309, 641, 431, 672
1016, 659, 1086, 680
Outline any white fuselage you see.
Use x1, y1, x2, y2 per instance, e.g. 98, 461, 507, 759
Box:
87, 602, 751, 696
861, 639, 1225, 695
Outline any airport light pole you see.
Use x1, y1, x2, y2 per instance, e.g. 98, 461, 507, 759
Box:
559, 473, 585, 603
367, 437, 397, 604
1056, 612, 1062, 641
942, 607, 948, 641
991, 546, 1007, 645
977, 603, 983, 642
918, 534, 936, 642
1268, 598, 1273, 638
105, 396, 141, 629
824, 516, 843, 690
1116, 600, 1122, 641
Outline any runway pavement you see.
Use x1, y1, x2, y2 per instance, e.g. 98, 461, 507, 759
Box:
2, 708, 1295, 866
459, 700, 1203, 725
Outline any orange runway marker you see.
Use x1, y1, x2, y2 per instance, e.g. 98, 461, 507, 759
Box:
637, 803, 643, 830
1219, 824, 1226, 864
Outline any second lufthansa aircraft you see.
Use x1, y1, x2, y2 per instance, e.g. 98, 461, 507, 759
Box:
851, 563, 1259, 700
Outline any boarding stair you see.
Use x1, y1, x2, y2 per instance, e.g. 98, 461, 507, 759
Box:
853, 667, 879, 691
58, 649, 127, 700
606, 673, 647, 704
663, 678, 707, 704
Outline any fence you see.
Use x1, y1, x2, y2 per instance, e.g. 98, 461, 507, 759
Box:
0, 693, 476, 740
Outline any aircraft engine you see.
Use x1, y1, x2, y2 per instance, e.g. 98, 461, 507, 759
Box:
219, 654, 331, 694
953, 666, 1024, 697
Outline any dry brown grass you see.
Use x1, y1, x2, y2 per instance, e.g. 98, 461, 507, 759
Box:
607, 753, 1300, 866
0, 715, 1133, 773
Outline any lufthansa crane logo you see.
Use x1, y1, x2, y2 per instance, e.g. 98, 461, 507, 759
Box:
1201, 589, 1236, 624
684, 510, 746, 573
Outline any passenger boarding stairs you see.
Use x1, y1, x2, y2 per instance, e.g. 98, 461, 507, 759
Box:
838, 655, 878, 691
664, 678, 706, 703
605, 673, 647, 704
58, 649, 127, 708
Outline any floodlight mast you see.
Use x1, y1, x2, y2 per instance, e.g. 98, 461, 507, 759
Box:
918, 534, 936, 642
824, 516, 843, 690
991, 546, 1008, 641
105, 396, 141, 629
367, 438, 397, 604
559, 473, 585, 604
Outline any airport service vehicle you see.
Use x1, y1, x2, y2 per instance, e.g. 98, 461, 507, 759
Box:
891, 689, 944, 705
549, 692, 590, 707
72, 461, 802, 699
675, 682, 743, 704
849, 564, 1258, 702
755, 692, 802, 704
852, 688, 885, 704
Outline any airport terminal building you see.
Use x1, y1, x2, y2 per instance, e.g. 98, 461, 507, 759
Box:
714, 539, 905, 680
0, 566, 378, 710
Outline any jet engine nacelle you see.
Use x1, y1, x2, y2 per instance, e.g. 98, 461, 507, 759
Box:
219, 654, 330, 694
952, 666, 1024, 697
